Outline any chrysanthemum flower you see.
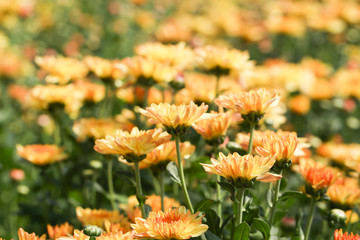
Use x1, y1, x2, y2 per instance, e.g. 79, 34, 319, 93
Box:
73, 80, 105, 103
215, 88, 280, 122
139, 101, 215, 136
83, 56, 115, 79
76, 207, 126, 228
328, 179, 360, 208
94, 127, 170, 161
16, 144, 68, 166
96, 231, 135, 240
121, 195, 181, 222
47, 222, 74, 239
35, 56, 88, 85
104, 219, 132, 234
193, 111, 232, 144
334, 229, 360, 240
201, 152, 280, 188
73, 118, 134, 142
299, 159, 337, 198
18, 228, 46, 240
131, 206, 208, 239
56, 229, 89, 240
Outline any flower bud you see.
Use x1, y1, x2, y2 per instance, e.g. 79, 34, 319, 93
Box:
328, 209, 347, 229
83, 225, 102, 238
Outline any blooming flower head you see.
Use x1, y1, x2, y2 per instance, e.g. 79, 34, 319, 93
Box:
139, 101, 214, 136
334, 229, 360, 240
16, 144, 68, 166
193, 111, 232, 144
47, 222, 74, 239
256, 131, 298, 170
327, 178, 360, 208
83, 56, 115, 79
201, 152, 280, 188
299, 159, 337, 198
215, 88, 280, 122
18, 228, 46, 240
73, 118, 134, 142
96, 231, 135, 240
131, 206, 208, 239
104, 219, 132, 234
73, 80, 105, 103
76, 207, 126, 228
94, 127, 171, 161
35, 55, 88, 85
121, 195, 181, 222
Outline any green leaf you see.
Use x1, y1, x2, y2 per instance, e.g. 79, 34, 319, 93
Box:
217, 181, 235, 196
195, 199, 216, 212
252, 218, 270, 240
204, 209, 221, 236
279, 191, 306, 201
234, 222, 250, 240
166, 162, 181, 184
204, 231, 221, 240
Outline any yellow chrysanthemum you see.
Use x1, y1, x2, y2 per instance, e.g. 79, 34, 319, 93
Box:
47, 222, 74, 239
18, 228, 46, 240
328, 179, 360, 208
104, 219, 132, 234
215, 88, 280, 121
83, 56, 114, 79
35, 55, 88, 85
139, 101, 215, 135
131, 206, 208, 239
97, 232, 135, 240
201, 152, 280, 188
76, 207, 126, 228
94, 127, 171, 160
16, 144, 68, 166
73, 80, 105, 103
193, 111, 232, 142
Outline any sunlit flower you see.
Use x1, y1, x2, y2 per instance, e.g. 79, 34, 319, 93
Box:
83, 56, 114, 79
35, 55, 88, 85
97, 231, 135, 240
139, 102, 215, 135
346, 210, 359, 224
121, 195, 181, 222
288, 95, 311, 115
334, 229, 360, 240
328, 179, 360, 208
194, 45, 253, 78
193, 111, 232, 143
73, 80, 105, 103
76, 207, 126, 228
18, 228, 46, 240
57, 229, 88, 240
94, 127, 171, 161
215, 88, 280, 122
16, 144, 68, 166
131, 206, 208, 239
256, 132, 298, 169
47, 222, 74, 239
104, 219, 132, 234
299, 159, 337, 198
201, 152, 280, 188
73, 118, 134, 142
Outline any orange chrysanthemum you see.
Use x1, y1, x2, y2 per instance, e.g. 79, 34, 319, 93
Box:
94, 127, 171, 160
73, 118, 134, 142
18, 228, 46, 240
215, 88, 280, 121
201, 152, 280, 188
193, 111, 232, 142
16, 144, 68, 166
104, 220, 132, 234
97, 231, 135, 240
57, 229, 88, 240
334, 229, 360, 240
121, 195, 181, 222
139, 101, 215, 135
76, 207, 126, 228
83, 56, 114, 79
299, 159, 337, 197
328, 178, 360, 208
35, 56, 88, 85
131, 206, 208, 239
47, 222, 74, 239
73, 80, 105, 103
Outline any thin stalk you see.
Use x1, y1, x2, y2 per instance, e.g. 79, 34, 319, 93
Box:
268, 169, 283, 227
215, 75, 220, 98
214, 146, 223, 224
134, 161, 147, 218
248, 121, 256, 154
159, 171, 165, 212
175, 135, 194, 213
235, 188, 245, 226
346, 209, 354, 231
107, 159, 116, 210
305, 197, 316, 240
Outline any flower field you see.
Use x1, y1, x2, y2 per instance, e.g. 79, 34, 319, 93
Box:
1, 0, 360, 239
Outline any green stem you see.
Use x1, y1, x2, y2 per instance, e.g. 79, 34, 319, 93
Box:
346, 209, 354, 231
235, 188, 245, 226
268, 169, 283, 227
134, 161, 147, 218
159, 171, 165, 212
248, 121, 256, 154
107, 159, 116, 210
175, 135, 194, 213
305, 197, 316, 240
215, 75, 220, 98
217, 175, 223, 224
